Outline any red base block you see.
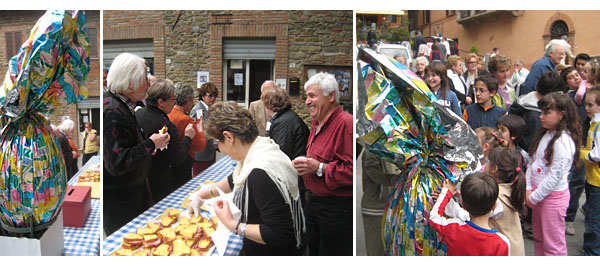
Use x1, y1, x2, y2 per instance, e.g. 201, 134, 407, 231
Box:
62, 185, 91, 228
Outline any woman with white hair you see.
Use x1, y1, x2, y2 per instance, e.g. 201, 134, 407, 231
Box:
58, 118, 78, 179
415, 56, 428, 80
103, 53, 170, 235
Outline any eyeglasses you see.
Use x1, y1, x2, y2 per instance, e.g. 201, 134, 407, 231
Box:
467, 61, 477, 65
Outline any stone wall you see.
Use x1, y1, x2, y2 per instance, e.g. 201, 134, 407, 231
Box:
163, 11, 210, 100
288, 10, 354, 125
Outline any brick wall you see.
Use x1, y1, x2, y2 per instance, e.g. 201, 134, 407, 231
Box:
103, 10, 166, 79
0, 10, 101, 146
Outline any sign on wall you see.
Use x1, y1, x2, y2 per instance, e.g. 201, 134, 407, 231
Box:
197, 71, 209, 88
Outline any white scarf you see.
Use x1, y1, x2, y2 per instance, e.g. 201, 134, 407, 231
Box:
232, 136, 304, 248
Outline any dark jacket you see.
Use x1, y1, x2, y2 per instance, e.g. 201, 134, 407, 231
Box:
103, 91, 155, 234
508, 91, 541, 153
58, 132, 78, 180
520, 55, 556, 96
135, 106, 192, 202
465, 103, 506, 130
268, 108, 310, 160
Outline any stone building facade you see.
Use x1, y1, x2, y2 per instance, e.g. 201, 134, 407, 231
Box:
103, 10, 353, 127
0, 10, 101, 147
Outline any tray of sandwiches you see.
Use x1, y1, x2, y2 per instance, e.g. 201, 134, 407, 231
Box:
111, 208, 218, 256
77, 163, 101, 198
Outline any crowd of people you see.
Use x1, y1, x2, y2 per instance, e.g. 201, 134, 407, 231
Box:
49, 117, 99, 181
363, 38, 599, 256
103, 53, 353, 256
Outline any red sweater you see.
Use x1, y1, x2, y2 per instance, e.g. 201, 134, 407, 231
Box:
429, 188, 511, 256
303, 106, 353, 197
167, 107, 206, 158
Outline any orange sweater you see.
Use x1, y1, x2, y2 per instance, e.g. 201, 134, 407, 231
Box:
168, 107, 206, 158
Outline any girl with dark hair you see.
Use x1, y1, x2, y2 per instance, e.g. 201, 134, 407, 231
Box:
526, 92, 581, 255
487, 147, 527, 256
424, 61, 461, 116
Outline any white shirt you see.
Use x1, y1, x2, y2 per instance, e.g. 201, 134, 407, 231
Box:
526, 130, 574, 205
509, 68, 529, 87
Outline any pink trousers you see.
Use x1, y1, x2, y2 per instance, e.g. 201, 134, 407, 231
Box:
531, 186, 570, 256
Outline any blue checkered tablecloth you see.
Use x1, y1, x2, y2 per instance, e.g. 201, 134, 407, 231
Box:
102, 156, 243, 256
63, 155, 101, 256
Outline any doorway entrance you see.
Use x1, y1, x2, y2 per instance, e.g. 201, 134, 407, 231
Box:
223, 59, 273, 107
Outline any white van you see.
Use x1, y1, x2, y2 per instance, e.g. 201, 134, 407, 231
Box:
376, 43, 414, 71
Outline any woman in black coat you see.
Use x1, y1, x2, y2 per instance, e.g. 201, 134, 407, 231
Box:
135, 80, 197, 203
261, 87, 309, 161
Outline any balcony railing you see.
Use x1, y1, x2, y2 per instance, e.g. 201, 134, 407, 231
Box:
457, 10, 519, 26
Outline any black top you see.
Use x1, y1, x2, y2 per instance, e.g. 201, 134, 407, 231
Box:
103, 91, 155, 234
135, 106, 192, 203
103, 91, 154, 189
268, 108, 310, 160
228, 169, 301, 256
58, 132, 78, 180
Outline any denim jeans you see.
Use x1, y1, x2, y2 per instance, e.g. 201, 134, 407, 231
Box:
582, 183, 600, 255
566, 164, 586, 222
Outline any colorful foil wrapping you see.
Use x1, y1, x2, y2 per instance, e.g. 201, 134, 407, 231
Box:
356, 48, 482, 255
0, 10, 89, 230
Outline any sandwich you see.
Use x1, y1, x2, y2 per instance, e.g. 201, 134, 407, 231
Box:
114, 248, 134, 256
190, 215, 203, 224
122, 233, 143, 250
168, 208, 181, 218
159, 125, 168, 134
158, 227, 176, 243
179, 224, 199, 240
147, 222, 160, 231
142, 234, 162, 249
171, 239, 191, 256
178, 216, 191, 226
133, 250, 149, 256
152, 243, 171, 256
160, 216, 175, 228
203, 227, 215, 237
196, 238, 213, 252
137, 227, 158, 235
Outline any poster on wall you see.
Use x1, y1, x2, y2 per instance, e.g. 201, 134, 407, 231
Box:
234, 73, 244, 86
304, 65, 352, 101
197, 71, 209, 88
275, 78, 287, 89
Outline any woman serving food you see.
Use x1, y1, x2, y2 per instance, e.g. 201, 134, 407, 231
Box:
188, 101, 304, 256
